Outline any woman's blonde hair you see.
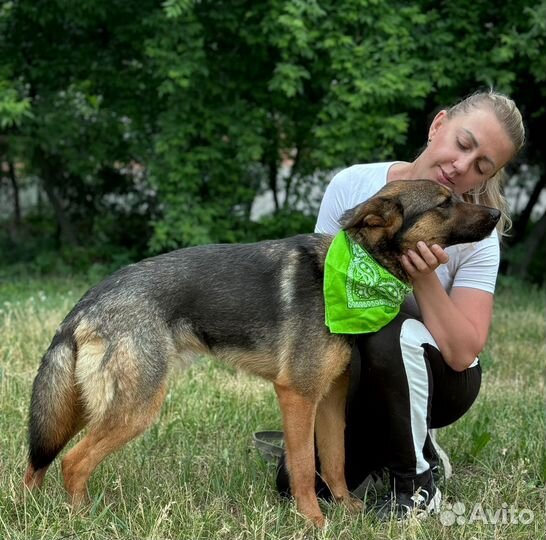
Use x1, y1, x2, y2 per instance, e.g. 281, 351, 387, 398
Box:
446, 90, 525, 236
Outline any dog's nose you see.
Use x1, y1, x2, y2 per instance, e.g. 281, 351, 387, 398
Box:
489, 208, 501, 223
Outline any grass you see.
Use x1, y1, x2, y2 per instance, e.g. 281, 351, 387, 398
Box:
0, 274, 544, 539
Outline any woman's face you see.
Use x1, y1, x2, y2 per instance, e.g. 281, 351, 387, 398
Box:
419, 108, 515, 195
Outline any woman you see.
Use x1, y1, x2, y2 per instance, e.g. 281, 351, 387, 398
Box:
276, 90, 525, 520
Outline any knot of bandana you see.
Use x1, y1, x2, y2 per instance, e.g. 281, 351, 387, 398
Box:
324, 231, 412, 334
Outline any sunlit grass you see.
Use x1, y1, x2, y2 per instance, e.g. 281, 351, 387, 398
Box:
0, 275, 544, 539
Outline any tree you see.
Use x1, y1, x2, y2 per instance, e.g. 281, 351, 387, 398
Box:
0, 0, 544, 283
146, 0, 435, 249
497, 0, 546, 282
0, 0, 160, 249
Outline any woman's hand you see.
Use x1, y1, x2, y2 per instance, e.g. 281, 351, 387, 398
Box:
401, 241, 449, 281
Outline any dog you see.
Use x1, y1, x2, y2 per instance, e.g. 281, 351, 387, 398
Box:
23, 179, 500, 527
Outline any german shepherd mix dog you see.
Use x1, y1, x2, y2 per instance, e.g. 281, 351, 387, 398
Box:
24, 180, 500, 527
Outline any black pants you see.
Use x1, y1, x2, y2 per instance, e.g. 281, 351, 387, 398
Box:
277, 313, 482, 496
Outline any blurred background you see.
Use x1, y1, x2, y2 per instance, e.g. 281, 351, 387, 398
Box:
1, 0, 544, 285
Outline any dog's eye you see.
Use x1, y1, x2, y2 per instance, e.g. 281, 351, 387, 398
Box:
438, 199, 451, 209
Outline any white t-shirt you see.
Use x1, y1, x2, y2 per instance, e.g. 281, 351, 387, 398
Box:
315, 162, 500, 318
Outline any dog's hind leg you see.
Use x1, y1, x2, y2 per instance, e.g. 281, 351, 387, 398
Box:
274, 383, 324, 527
61, 381, 167, 506
315, 370, 362, 513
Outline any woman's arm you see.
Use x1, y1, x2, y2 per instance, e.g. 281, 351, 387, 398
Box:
401, 242, 494, 371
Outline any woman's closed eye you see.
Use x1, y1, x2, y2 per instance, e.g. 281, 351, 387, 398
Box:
456, 138, 470, 151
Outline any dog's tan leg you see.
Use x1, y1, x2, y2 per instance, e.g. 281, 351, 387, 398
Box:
24, 464, 49, 490
61, 383, 167, 506
274, 383, 324, 527
315, 371, 362, 513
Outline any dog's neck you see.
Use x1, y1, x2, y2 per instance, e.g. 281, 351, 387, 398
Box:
341, 230, 410, 284
365, 249, 409, 284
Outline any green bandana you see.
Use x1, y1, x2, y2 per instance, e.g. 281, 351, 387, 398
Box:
324, 231, 412, 334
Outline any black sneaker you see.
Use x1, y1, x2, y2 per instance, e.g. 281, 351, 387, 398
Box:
374, 481, 441, 521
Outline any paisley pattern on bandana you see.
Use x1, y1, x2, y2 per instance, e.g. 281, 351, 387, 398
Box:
346, 237, 411, 309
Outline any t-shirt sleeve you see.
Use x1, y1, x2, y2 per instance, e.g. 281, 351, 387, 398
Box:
451, 231, 500, 293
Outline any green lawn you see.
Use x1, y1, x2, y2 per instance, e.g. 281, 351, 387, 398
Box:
0, 275, 544, 539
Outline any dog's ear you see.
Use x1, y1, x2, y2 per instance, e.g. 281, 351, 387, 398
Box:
342, 197, 403, 237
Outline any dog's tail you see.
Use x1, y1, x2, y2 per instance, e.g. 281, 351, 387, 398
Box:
24, 327, 81, 489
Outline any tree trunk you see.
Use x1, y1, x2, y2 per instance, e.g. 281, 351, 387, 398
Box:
284, 146, 301, 210
511, 173, 546, 244
34, 149, 78, 247
268, 155, 279, 212
8, 160, 21, 227
509, 209, 546, 280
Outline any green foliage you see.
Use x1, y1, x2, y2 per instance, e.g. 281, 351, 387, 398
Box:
0, 0, 161, 249
0, 204, 147, 280
0, 0, 545, 282
143, 0, 437, 249
503, 232, 546, 285
0, 81, 32, 129
250, 209, 317, 243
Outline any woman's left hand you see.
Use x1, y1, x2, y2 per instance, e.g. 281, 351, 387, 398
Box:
401, 241, 449, 280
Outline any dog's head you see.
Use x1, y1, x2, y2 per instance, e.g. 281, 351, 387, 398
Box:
341, 179, 500, 281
